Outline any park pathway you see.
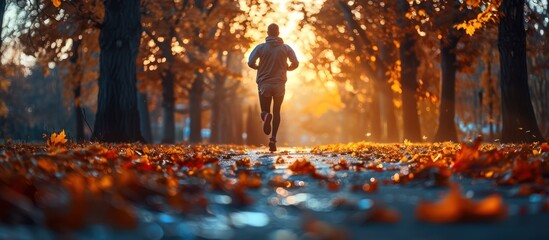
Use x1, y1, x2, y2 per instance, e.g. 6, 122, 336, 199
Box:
1, 146, 548, 240
192, 147, 549, 240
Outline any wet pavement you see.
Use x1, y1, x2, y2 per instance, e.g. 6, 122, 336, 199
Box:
1, 146, 549, 240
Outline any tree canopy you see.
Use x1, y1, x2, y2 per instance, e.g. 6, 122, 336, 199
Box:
0, 0, 547, 144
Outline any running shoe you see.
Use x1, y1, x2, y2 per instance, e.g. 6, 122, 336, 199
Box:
269, 138, 277, 152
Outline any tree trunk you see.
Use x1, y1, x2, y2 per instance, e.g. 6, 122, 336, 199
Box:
69, 38, 84, 142
380, 87, 399, 142
487, 59, 495, 140
0, 0, 5, 47
73, 84, 84, 141
375, 43, 399, 142
369, 81, 382, 142
398, 1, 422, 142
161, 69, 175, 143
0, 0, 6, 122
187, 0, 211, 144
246, 105, 263, 146
230, 98, 244, 144
378, 44, 399, 142
92, 0, 143, 142
210, 78, 224, 143
220, 100, 237, 144
434, 33, 459, 142
399, 36, 422, 142
138, 91, 152, 143
210, 52, 228, 144
156, 39, 176, 143
498, 0, 545, 142
189, 71, 204, 143
231, 96, 244, 144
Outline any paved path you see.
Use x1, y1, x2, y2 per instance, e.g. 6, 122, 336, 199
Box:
1, 147, 548, 240
225, 148, 549, 240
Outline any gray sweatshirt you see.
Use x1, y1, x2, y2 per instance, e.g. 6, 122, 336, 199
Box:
248, 36, 299, 86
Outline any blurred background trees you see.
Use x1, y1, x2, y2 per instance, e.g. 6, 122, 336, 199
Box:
0, 0, 547, 144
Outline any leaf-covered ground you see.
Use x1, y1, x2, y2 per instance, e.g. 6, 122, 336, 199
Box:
1, 138, 549, 239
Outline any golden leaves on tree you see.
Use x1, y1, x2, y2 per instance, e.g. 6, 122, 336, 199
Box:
455, 0, 501, 36
465, 0, 482, 7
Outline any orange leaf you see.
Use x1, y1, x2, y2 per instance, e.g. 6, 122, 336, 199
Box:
236, 157, 253, 168
416, 184, 463, 223
331, 158, 349, 171
302, 215, 349, 240
453, 138, 481, 172
511, 158, 541, 183
364, 207, 401, 224
288, 158, 316, 174
541, 142, 549, 152
37, 158, 57, 172
46, 130, 68, 152
51, 0, 62, 7
48, 130, 67, 146
327, 181, 340, 191
465, 0, 481, 7
237, 172, 262, 189
467, 194, 507, 221
104, 148, 118, 160
416, 184, 507, 223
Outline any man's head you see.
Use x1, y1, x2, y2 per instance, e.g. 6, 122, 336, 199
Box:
267, 23, 279, 37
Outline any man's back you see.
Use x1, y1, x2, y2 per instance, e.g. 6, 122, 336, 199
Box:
248, 36, 299, 86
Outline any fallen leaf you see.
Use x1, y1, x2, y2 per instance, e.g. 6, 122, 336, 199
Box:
327, 181, 340, 191
302, 214, 349, 240
331, 158, 349, 171
453, 139, 481, 172
288, 158, 316, 174
237, 172, 262, 189
51, 0, 61, 7
542, 200, 549, 212
46, 130, 68, 152
354, 206, 401, 224
416, 184, 464, 223
416, 184, 507, 223
541, 143, 549, 152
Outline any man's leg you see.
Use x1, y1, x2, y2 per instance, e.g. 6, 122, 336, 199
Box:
259, 92, 272, 118
271, 95, 284, 139
259, 92, 273, 135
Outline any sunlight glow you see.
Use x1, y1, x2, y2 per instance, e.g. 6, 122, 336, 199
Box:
240, 0, 345, 145
242, 0, 340, 109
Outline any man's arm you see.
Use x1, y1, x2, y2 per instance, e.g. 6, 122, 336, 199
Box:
247, 45, 261, 70
287, 45, 299, 71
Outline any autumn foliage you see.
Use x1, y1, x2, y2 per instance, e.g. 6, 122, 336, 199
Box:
0, 0, 548, 238
1, 139, 548, 236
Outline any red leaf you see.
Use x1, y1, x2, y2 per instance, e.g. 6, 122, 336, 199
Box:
453, 139, 481, 172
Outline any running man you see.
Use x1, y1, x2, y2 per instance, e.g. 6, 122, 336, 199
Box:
248, 23, 299, 151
